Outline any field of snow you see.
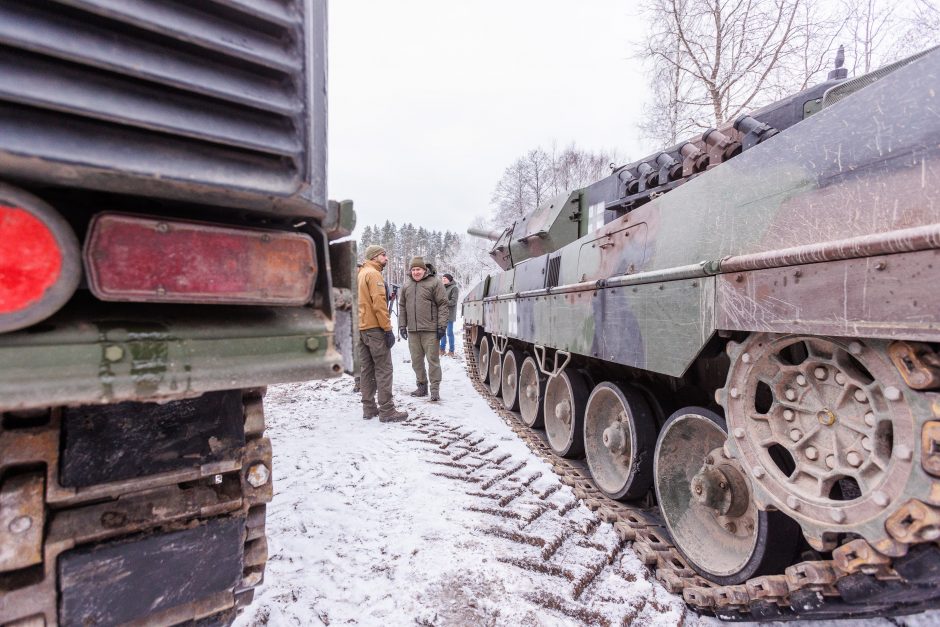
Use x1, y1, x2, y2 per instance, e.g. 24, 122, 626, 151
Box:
234, 338, 938, 627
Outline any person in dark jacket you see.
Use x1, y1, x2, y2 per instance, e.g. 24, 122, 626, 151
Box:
398, 256, 448, 401
440, 273, 458, 356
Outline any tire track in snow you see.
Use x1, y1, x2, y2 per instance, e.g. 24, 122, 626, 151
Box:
404, 411, 689, 626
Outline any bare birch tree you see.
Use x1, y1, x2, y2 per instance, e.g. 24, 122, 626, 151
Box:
550, 143, 618, 196
841, 0, 899, 73
639, 0, 939, 138
490, 149, 553, 227
490, 144, 617, 230
639, 0, 838, 132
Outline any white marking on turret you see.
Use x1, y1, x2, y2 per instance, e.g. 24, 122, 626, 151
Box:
588, 202, 605, 232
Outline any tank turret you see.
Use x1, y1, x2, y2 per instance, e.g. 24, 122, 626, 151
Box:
468, 191, 582, 270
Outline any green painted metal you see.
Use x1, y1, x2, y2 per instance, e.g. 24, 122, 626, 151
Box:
466, 48, 940, 377
0, 298, 341, 411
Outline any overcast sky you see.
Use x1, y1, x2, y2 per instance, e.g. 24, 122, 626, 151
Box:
328, 1, 652, 237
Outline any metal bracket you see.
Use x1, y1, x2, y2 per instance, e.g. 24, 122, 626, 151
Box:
533, 345, 571, 379
491, 334, 509, 356
0, 472, 45, 572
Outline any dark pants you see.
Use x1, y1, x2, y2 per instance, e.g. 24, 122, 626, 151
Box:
359, 328, 394, 413
439, 321, 455, 352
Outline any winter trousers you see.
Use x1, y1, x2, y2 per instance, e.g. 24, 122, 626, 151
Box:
439, 321, 455, 353
359, 328, 395, 413
409, 331, 442, 393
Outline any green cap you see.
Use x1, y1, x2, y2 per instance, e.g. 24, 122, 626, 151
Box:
364, 245, 386, 260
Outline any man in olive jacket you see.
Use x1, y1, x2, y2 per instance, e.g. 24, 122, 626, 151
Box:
357, 245, 407, 422
439, 273, 459, 356
398, 256, 448, 401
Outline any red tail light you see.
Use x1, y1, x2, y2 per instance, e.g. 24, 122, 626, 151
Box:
84, 214, 317, 305
0, 187, 81, 333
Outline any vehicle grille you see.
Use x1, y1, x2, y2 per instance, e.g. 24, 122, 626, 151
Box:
0, 0, 323, 213
545, 255, 561, 289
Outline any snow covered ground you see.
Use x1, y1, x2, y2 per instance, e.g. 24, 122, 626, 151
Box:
234, 338, 938, 627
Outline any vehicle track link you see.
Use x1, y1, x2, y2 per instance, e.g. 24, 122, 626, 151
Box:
0, 388, 273, 626
462, 327, 940, 622
405, 412, 685, 625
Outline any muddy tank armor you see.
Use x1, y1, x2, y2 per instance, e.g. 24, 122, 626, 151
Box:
0, 1, 357, 625
464, 47, 940, 621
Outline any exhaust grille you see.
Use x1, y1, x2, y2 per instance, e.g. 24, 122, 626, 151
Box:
0, 0, 324, 215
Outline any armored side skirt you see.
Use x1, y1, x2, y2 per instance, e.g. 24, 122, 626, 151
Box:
465, 247, 940, 377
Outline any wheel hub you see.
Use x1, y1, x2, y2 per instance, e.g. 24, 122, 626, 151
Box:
690, 452, 750, 518
555, 399, 571, 425
602, 424, 626, 454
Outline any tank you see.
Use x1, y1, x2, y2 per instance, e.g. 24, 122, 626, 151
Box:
464, 47, 940, 621
0, 1, 356, 625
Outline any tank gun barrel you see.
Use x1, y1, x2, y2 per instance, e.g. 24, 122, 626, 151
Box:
467, 227, 503, 241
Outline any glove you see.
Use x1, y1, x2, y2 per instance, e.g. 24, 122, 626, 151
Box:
399, 327, 408, 340
384, 330, 395, 348
436, 327, 446, 340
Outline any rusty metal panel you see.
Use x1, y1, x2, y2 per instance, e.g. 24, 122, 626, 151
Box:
58, 516, 243, 626
716, 249, 940, 340
576, 222, 648, 283
0, 473, 44, 571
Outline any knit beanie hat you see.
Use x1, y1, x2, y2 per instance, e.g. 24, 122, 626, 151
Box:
443, 273, 454, 282
364, 245, 386, 260
410, 256, 426, 269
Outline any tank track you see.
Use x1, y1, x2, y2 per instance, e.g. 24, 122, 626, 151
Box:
0, 389, 272, 626
462, 327, 940, 622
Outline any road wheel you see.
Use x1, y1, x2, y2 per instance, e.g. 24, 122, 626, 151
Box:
501, 348, 522, 411
518, 356, 546, 428
543, 369, 589, 458
654, 406, 799, 585
584, 382, 656, 500
478, 335, 490, 385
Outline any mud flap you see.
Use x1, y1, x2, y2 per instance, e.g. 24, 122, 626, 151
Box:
60, 391, 245, 487
58, 516, 244, 626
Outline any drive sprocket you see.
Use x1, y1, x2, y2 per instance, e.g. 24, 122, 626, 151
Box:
719, 334, 926, 552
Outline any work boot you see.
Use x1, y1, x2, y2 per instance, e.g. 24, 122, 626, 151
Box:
410, 382, 428, 397
429, 390, 440, 402
379, 408, 408, 423
446, 351, 455, 357
363, 409, 378, 420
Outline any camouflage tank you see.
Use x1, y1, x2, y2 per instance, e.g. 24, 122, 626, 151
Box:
0, 1, 356, 625
464, 47, 940, 621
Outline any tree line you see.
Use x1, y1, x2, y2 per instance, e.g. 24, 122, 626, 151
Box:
359, 221, 493, 293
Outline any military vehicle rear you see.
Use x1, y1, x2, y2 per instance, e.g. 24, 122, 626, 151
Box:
0, 1, 356, 625
464, 48, 940, 621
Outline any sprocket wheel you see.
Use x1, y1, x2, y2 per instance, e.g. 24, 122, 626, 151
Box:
721, 334, 920, 551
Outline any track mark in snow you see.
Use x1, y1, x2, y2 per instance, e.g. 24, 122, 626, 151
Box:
403, 413, 688, 626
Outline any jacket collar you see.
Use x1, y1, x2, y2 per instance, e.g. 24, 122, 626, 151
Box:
364, 259, 384, 272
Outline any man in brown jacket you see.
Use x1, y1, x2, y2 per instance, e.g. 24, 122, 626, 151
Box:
358, 245, 407, 422
398, 256, 448, 401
